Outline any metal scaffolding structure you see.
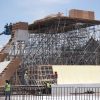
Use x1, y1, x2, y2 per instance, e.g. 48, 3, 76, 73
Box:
8, 16, 100, 85
27, 17, 100, 65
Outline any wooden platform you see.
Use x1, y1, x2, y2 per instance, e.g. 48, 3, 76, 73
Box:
29, 16, 100, 33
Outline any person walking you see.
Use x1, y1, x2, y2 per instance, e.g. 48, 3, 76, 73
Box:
5, 80, 11, 100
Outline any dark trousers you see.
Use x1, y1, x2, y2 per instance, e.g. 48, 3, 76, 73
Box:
46, 87, 51, 94
5, 91, 11, 100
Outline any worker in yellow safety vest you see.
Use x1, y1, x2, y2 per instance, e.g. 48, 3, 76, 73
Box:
5, 80, 11, 100
44, 81, 51, 94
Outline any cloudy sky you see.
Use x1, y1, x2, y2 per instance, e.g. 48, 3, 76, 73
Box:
0, 0, 99, 48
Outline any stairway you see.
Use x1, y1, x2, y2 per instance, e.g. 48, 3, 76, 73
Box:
0, 57, 21, 86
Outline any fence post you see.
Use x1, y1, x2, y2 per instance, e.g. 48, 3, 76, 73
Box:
75, 87, 77, 100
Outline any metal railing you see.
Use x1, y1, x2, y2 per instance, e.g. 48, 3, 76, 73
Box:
0, 85, 100, 100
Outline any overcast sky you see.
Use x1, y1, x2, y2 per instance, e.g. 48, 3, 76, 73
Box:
0, 0, 99, 47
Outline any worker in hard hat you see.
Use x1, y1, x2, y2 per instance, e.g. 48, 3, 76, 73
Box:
24, 71, 29, 85
5, 80, 11, 100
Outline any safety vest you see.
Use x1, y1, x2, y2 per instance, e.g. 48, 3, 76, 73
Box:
47, 83, 51, 88
5, 83, 11, 92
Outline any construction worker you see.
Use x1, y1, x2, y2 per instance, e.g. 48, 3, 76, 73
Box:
54, 71, 58, 84
24, 71, 29, 85
44, 81, 51, 94
47, 82, 51, 94
5, 80, 11, 100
